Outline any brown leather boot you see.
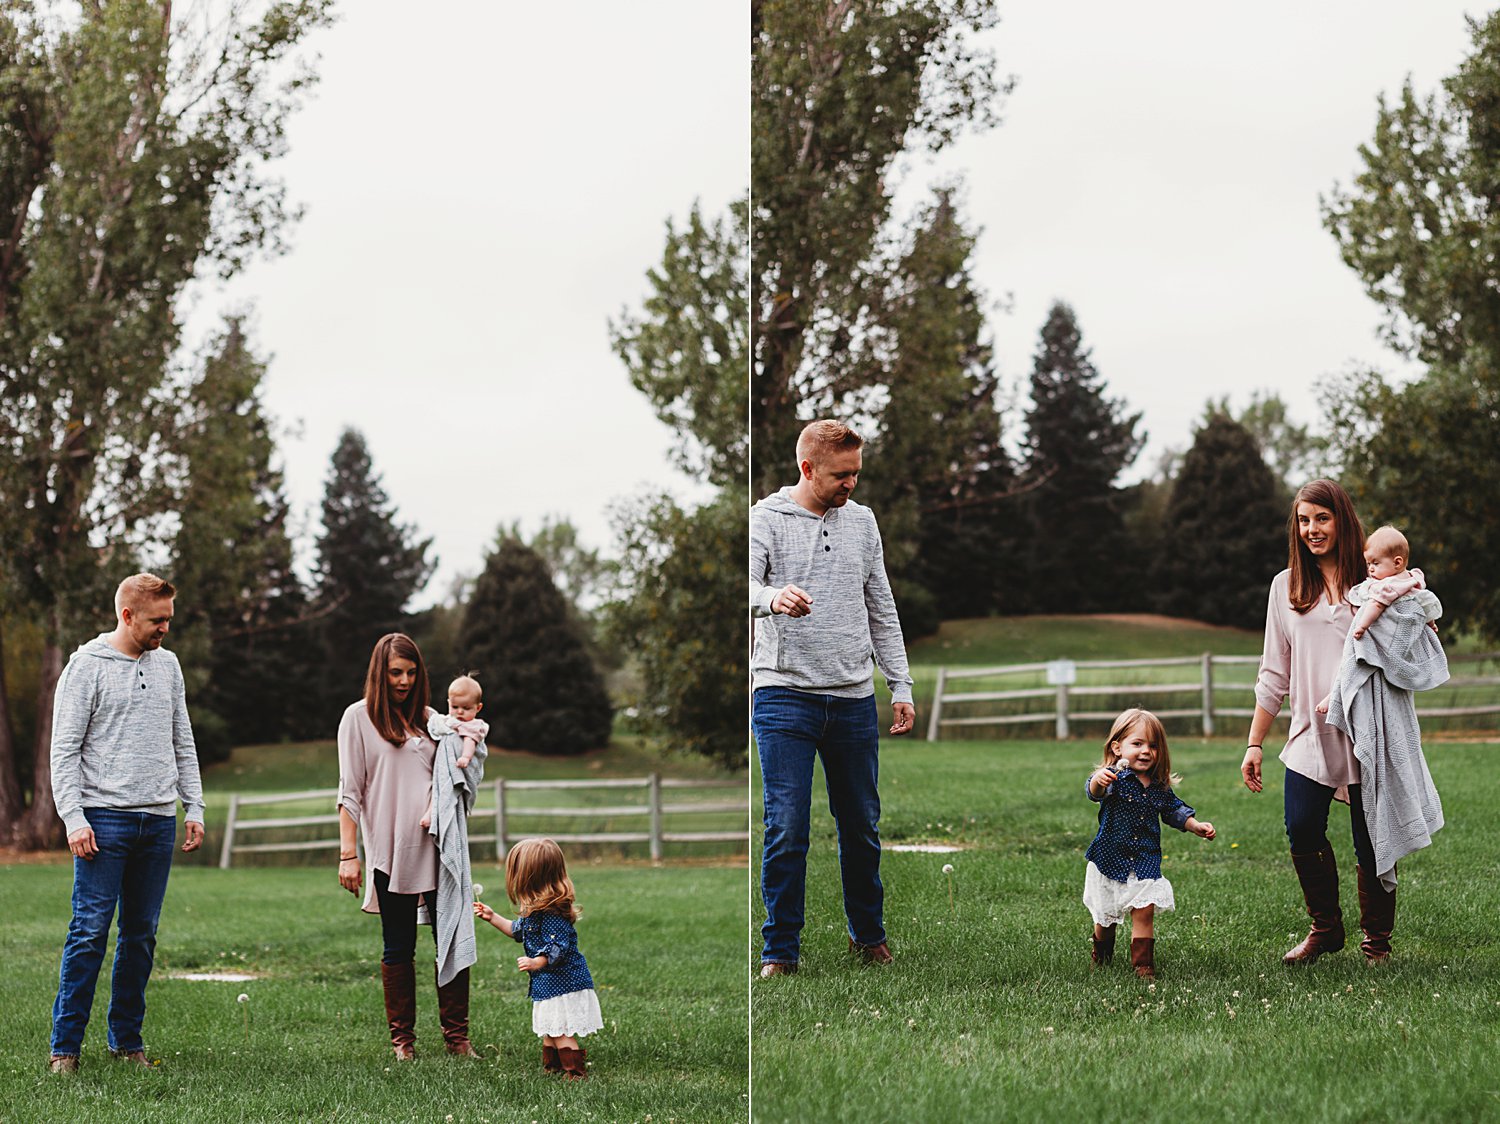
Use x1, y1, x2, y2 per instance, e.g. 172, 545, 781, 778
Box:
1356, 864, 1396, 964
1129, 937, 1155, 979
380, 962, 417, 1060
435, 967, 481, 1057
1283, 849, 1345, 964
542, 1043, 562, 1074
1091, 925, 1117, 967
558, 1045, 588, 1079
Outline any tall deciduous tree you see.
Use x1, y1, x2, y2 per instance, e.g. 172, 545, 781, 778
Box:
1322, 11, 1500, 640
751, 0, 1008, 497
609, 188, 748, 766
610, 199, 747, 489
459, 539, 612, 756
1021, 303, 1143, 612
313, 428, 433, 712
0, 1, 332, 845
1155, 414, 1286, 630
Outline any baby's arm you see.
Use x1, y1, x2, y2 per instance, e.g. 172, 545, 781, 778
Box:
455, 734, 476, 770
1351, 598, 1387, 640
473, 900, 515, 937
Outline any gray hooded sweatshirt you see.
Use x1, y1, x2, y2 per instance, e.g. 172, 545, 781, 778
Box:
749, 488, 914, 704
50, 634, 205, 838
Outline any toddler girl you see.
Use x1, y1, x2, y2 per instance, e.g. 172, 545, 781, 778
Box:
1083, 708, 1216, 979
474, 837, 603, 1078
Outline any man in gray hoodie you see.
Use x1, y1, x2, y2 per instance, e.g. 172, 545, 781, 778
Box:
48, 573, 205, 1074
750, 420, 915, 978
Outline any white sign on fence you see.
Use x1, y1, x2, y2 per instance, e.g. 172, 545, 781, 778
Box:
1045, 659, 1077, 686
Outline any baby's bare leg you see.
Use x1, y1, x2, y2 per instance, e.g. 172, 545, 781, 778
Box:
1352, 599, 1386, 639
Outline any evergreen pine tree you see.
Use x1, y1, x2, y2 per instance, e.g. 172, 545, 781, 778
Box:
459, 538, 613, 755
172, 321, 314, 756
1156, 414, 1292, 629
1021, 303, 1143, 612
313, 429, 433, 710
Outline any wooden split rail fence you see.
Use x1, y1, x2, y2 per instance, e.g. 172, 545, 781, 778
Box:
926, 651, 1500, 741
219, 774, 746, 869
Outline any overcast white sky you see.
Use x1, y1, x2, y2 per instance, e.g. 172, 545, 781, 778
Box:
894, 1, 1480, 480
188, 2, 745, 606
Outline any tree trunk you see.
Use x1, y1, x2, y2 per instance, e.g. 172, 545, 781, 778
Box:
16, 632, 63, 849
0, 618, 23, 827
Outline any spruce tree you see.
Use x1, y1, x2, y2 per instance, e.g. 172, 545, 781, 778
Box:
1021, 303, 1143, 612
459, 538, 613, 756
1156, 414, 1287, 629
313, 429, 433, 710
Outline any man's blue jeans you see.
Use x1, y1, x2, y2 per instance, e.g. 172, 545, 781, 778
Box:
51, 809, 176, 1057
753, 687, 885, 964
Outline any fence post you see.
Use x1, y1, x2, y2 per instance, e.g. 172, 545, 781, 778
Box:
219, 793, 240, 870
648, 772, 663, 863
1201, 652, 1215, 737
1055, 683, 1069, 740
927, 667, 947, 742
495, 778, 508, 861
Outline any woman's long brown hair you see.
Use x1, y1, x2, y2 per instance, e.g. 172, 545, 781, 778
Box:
363, 632, 431, 745
1287, 479, 1366, 614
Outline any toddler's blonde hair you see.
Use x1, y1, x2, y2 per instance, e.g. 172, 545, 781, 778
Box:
505, 837, 579, 921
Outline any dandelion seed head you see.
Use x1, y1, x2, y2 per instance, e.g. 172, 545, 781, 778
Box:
472, 883, 485, 899
942, 863, 954, 874
237, 993, 249, 1003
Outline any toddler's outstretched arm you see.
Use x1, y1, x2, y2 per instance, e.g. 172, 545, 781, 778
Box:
473, 900, 515, 936
1185, 816, 1215, 840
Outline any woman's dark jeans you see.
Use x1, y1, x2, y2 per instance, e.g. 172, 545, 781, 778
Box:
753, 686, 885, 965
1284, 767, 1376, 870
372, 868, 437, 965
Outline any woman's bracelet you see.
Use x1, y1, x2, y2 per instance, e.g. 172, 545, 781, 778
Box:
339, 854, 358, 862
1246, 744, 1262, 751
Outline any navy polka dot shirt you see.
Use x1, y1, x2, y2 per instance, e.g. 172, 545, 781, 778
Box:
1084, 767, 1195, 882
510, 911, 595, 1001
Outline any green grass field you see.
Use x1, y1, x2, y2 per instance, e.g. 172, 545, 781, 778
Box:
3, 861, 746, 1123
749, 736, 1500, 1122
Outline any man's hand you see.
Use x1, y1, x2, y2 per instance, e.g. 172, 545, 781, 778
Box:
67, 827, 98, 860
182, 822, 204, 852
771, 584, 813, 618
889, 703, 915, 736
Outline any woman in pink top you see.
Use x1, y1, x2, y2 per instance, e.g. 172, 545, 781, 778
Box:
1240, 480, 1396, 965
336, 633, 479, 1060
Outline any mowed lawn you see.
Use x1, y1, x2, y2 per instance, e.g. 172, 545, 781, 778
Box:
749, 737, 1500, 1123
2, 861, 746, 1123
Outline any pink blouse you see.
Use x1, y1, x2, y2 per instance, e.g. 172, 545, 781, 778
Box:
1254, 569, 1359, 788
337, 700, 439, 913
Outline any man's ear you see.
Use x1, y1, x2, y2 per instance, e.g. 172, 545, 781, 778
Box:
798, 458, 813, 481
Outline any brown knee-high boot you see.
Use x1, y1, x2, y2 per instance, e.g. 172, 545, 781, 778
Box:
380, 962, 417, 1060
435, 966, 481, 1057
1283, 848, 1345, 964
1356, 864, 1396, 964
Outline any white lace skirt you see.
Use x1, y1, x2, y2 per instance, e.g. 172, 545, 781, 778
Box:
1082, 861, 1175, 927
532, 988, 604, 1038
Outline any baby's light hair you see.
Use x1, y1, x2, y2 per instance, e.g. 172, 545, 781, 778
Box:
504, 837, 579, 921
448, 674, 483, 704
115, 573, 175, 615
1366, 525, 1410, 563
1101, 707, 1181, 787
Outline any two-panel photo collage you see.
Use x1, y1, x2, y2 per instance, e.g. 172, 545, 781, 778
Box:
4, 2, 1499, 1121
